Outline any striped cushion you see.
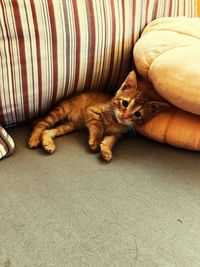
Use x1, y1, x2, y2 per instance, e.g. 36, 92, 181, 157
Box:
0, 126, 15, 159
0, 0, 197, 127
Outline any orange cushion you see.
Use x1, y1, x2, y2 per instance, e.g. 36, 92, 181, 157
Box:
137, 107, 200, 150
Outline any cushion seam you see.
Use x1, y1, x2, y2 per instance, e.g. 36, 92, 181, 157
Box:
163, 109, 176, 144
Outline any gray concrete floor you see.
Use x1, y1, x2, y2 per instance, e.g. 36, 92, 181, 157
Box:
0, 125, 200, 267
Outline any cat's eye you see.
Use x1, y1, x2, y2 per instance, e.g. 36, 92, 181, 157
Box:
121, 100, 129, 108
133, 111, 142, 118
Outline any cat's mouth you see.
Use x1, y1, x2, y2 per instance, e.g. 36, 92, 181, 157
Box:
115, 113, 132, 126
115, 112, 144, 127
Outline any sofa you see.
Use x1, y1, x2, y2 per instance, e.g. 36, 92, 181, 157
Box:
0, 0, 198, 159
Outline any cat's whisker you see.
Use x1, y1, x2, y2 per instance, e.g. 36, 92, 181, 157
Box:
129, 127, 134, 137
132, 125, 137, 137
128, 124, 136, 137
128, 127, 131, 136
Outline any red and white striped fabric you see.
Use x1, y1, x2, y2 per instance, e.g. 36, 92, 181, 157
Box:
0, 126, 15, 159
0, 0, 198, 127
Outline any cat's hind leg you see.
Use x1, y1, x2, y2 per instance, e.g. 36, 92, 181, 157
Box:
28, 101, 70, 149
41, 122, 76, 154
100, 135, 121, 161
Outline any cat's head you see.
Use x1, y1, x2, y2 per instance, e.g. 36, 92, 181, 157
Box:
112, 71, 170, 126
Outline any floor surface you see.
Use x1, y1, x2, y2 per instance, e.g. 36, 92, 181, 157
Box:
0, 125, 200, 267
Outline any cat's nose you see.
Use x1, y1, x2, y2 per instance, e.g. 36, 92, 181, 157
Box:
121, 113, 129, 120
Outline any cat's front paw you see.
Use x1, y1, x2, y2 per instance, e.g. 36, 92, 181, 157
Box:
100, 144, 112, 162
43, 142, 56, 154
42, 133, 56, 154
101, 149, 112, 162
89, 139, 101, 152
28, 136, 41, 149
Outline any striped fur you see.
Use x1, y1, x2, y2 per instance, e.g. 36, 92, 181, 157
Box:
0, 0, 198, 127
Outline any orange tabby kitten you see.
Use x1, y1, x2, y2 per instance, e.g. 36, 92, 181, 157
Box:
28, 71, 169, 161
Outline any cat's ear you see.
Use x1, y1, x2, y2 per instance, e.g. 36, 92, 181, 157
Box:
149, 101, 170, 115
115, 71, 137, 97
123, 71, 137, 90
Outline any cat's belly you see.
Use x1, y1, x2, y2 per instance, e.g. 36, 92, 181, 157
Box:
67, 110, 85, 129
